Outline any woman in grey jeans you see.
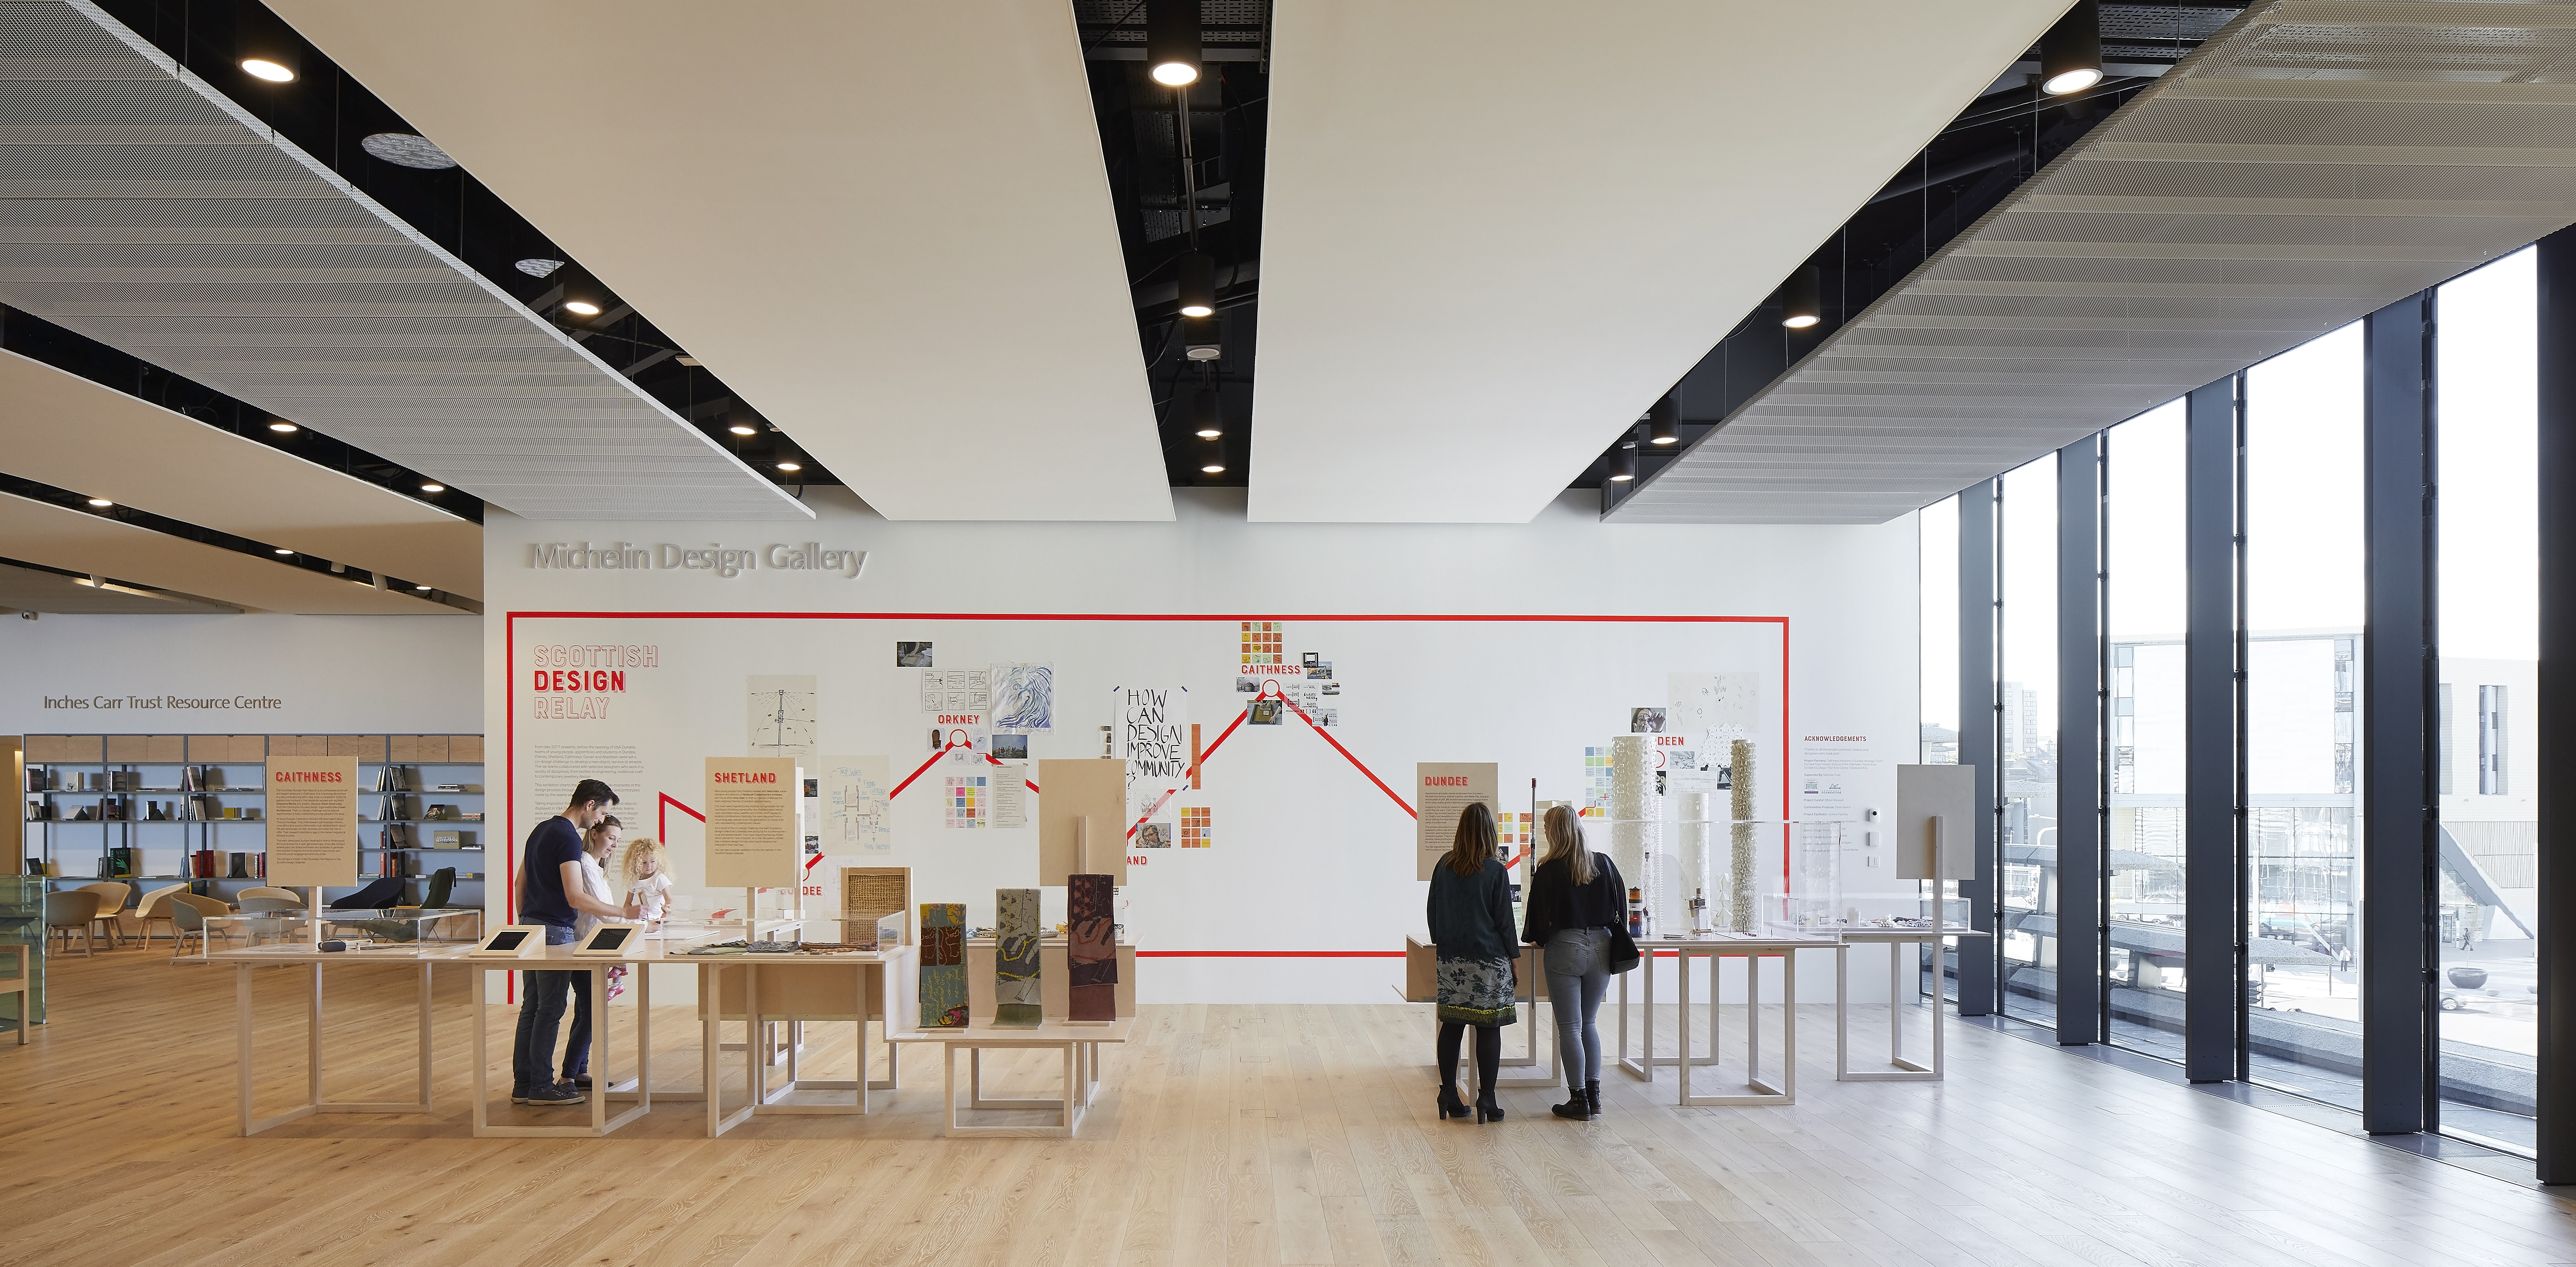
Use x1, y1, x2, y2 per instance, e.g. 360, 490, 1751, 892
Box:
1520, 804, 1626, 1120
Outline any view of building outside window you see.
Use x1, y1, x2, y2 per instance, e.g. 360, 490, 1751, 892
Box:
2103, 401, 2189, 1058
2243, 321, 2368, 1107
1997, 457, 2057, 1025
1921, 495, 1959, 766
2436, 248, 2539, 1151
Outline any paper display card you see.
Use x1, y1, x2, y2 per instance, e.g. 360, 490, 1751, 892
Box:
1415, 762, 1497, 881
705, 757, 801, 888
265, 755, 357, 887
1896, 763, 1979, 880
821, 756, 891, 852
1038, 758, 1128, 884
746, 675, 819, 764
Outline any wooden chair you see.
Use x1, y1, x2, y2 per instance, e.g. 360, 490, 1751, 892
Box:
75, 882, 130, 949
0, 944, 26, 1043
169, 893, 233, 961
45, 891, 101, 957
133, 884, 186, 946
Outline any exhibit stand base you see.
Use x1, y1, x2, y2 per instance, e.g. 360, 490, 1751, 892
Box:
697, 950, 914, 1138
217, 948, 437, 1136
888, 1018, 1132, 1138
472, 956, 654, 1138
1834, 926, 1989, 1081
1613, 936, 1836, 1107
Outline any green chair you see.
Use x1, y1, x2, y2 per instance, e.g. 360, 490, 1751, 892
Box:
361, 868, 460, 943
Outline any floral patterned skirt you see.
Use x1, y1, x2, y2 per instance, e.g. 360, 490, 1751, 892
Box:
1434, 955, 1518, 1026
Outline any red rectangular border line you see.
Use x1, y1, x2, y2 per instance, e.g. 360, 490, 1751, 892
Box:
504, 611, 1793, 963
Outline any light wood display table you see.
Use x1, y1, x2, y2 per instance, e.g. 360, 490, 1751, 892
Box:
212, 942, 453, 1136
469, 939, 686, 1139
694, 946, 917, 1138
1834, 924, 1991, 1081
1613, 933, 1839, 1107
887, 1017, 1133, 1138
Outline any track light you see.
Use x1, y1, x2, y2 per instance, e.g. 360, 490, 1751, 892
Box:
1183, 315, 1222, 361
1781, 266, 1822, 329
236, 8, 299, 83
267, 420, 297, 433
420, 483, 444, 494
1190, 386, 1224, 439
2040, 0, 2103, 95
1176, 252, 1215, 318
1607, 444, 1636, 483
1648, 396, 1680, 445
1147, 0, 1202, 87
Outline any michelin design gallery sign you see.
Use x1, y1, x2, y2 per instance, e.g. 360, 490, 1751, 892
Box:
527, 541, 865, 579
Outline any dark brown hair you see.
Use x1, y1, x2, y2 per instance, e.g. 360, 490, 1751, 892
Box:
1441, 801, 1497, 877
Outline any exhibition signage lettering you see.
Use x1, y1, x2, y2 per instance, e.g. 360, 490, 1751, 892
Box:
527, 643, 659, 721
704, 756, 801, 888
526, 541, 865, 579
266, 755, 358, 888
43, 694, 284, 711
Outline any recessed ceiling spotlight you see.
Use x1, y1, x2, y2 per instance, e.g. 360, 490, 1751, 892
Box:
1176, 252, 1215, 319
86, 498, 112, 507
420, 483, 445, 494
776, 459, 803, 473
360, 132, 458, 170
1648, 396, 1680, 445
236, 10, 299, 84
273, 548, 294, 555
267, 420, 298, 433
1780, 266, 1822, 329
563, 299, 602, 317
240, 57, 295, 83
515, 258, 566, 278
1147, 0, 1202, 86
2040, 0, 2103, 95
415, 584, 432, 591
728, 424, 757, 436
1201, 462, 1226, 474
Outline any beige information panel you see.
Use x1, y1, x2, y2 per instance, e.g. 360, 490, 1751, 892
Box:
705, 757, 800, 888
1415, 762, 1497, 880
1038, 758, 1128, 884
1896, 763, 1979, 880
266, 755, 358, 887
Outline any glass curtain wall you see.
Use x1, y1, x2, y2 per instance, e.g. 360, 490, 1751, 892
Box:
2435, 247, 2540, 1151
2104, 402, 2190, 1057
2242, 322, 2369, 1108
1998, 458, 2059, 1024
1923, 496, 1960, 765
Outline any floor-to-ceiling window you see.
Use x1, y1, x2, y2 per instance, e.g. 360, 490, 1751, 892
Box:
2104, 401, 2190, 1057
2242, 322, 2369, 1107
1998, 458, 2058, 1024
2436, 247, 2540, 1151
1923, 496, 1960, 766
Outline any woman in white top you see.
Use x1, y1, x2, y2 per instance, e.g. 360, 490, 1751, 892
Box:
561, 816, 622, 1088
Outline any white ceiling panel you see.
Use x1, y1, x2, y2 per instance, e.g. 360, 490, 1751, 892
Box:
0, 491, 453, 615
0, 348, 481, 596
1248, 0, 2073, 523
267, 0, 1175, 523
1610, 0, 2576, 524
0, 1, 809, 523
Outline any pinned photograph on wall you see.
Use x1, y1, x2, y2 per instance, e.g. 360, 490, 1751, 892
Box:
1248, 698, 1284, 725
1236, 676, 1258, 693
1180, 805, 1212, 847
1318, 709, 1339, 727
1322, 681, 1340, 696
1302, 651, 1319, 668
1136, 821, 1172, 849
1306, 661, 1332, 681
989, 734, 1029, 761
896, 641, 933, 668
990, 662, 1053, 732
1629, 707, 1666, 734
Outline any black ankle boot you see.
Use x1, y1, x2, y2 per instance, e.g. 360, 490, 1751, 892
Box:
1435, 1083, 1470, 1121
1584, 1079, 1602, 1117
1551, 1085, 1591, 1120
1476, 1089, 1505, 1123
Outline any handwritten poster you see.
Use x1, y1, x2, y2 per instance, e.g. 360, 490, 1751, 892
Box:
1117, 686, 1190, 821
821, 755, 891, 852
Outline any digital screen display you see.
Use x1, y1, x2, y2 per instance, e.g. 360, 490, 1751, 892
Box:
589, 927, 632, 950
485, 930, 528, 951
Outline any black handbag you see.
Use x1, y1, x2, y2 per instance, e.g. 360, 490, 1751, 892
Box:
1607, 924, 1642, 975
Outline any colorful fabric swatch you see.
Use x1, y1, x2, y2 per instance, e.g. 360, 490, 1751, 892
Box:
994, 887, 1042, 1027
945, 774, 986, 828
919, 902, 967, 1028
1179, 805, 1212, 848
1067, 873, 1116, 1021
1238, 620, 1284, 669
1583, 746, 1613, 813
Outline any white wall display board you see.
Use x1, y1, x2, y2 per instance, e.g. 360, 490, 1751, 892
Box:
265, 755, 357, 886
704, 756, 800, 888
1415, 763, 1497, 880
1896, 763, 1978, 880
482, 489, 1918, 1004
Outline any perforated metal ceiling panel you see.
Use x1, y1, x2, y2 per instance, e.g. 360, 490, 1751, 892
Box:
1608, 0, 2576, 525
0, 0, 809, 523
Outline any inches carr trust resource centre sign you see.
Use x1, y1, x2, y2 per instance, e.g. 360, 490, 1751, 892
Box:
526, 541, 866, 579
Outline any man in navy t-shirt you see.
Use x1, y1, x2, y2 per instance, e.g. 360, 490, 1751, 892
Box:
510, 778, 624, 1105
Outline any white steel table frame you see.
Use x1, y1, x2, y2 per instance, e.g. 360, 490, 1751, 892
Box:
698, 955, 907, 1138
224, 949, 438, 1136
1614, 937, 1836, 1107
1834, 926, 1990, 1081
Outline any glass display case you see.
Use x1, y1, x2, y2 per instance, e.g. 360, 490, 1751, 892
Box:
1755, 820, 1849, 936
315, 906, 484, 950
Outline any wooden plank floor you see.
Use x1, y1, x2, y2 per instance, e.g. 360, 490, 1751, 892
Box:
5, 947, 2575, 1266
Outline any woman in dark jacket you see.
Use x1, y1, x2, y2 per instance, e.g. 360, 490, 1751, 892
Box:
1521, 804, 1625, 1120
1426, 801, 1516, 1123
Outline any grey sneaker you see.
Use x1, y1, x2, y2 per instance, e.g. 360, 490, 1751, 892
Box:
524, 1081, 586, 1107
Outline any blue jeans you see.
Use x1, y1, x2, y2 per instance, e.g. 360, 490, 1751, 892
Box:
1545, 927, 1611, 1085
509, 924, 578, 1093
562, 967, 593, 1080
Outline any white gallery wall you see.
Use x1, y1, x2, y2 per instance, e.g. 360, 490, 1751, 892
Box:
0, 612, 480, 736
482, 488, 1923, 1006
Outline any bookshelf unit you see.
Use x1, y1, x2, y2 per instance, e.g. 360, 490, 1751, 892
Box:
20, 734, 486, 920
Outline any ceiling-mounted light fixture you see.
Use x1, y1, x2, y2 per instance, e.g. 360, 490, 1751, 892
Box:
86, 498, 112, 507
415, 584, 432, 591
1183, 315, 1222, 361
1146, 0, 1202, 87
1781, 266, 1822, 329
555, 265, 606, 318
360, 132, 457, 170
1607, 443, 1636, 483
267, 420, 298, 433
273, 548, 294, 556
235, 7, 299, 83
1200, 433, 1227, 475
1648, 395, 1680, 445
774, 443, 805, 474
1191, 386, 1225, 439
2040, 0, 2103, 95
1176, 251, 1215, 318
419, 483, 444, 494
725, 402, 760, 437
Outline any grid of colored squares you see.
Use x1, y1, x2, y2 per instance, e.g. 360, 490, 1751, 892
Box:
1496, 811, 1532, 847
947, 775, 985, 827
1582, 746, 1613, 811
1180, 804, 1213, 847
1239, 620, 1284, 667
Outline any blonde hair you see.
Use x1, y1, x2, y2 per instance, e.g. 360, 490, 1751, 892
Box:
1539, 805, 1593, 885
620, 836, 671, 888
1441, 802, 1498, 878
